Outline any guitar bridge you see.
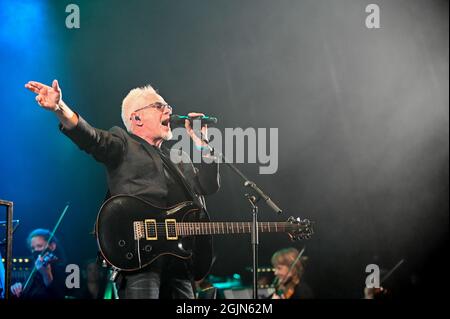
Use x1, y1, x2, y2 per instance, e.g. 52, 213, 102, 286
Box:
133, 221, 145, 240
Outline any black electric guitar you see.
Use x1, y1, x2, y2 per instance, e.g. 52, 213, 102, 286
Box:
96, 195, 314, 281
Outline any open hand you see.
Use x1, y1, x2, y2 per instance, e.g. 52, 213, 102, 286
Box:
25, 80, 62, 111
11, 282, 23, 298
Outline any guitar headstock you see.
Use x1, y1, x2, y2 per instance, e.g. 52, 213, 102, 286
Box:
286, 216, 314, 241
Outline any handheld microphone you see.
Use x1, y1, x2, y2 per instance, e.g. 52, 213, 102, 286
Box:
170, 114, 218, 126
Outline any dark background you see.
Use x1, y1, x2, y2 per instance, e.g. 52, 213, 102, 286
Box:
1, 0, 448, 298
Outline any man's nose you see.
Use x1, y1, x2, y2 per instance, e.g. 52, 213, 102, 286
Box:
163, 106, 172, 115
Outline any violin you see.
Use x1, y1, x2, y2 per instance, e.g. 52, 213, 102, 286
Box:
37, 251, 59, 268
273, 277, 298, 299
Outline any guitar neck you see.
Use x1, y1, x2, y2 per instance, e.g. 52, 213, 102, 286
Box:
177, 222, 292, 236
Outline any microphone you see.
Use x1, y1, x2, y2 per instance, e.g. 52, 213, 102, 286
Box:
170, 114, 218, 126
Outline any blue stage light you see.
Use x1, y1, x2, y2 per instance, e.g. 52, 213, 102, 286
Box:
0, 0, 47, 48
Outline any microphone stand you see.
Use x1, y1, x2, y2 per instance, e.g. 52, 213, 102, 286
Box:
199, 135, 282, 299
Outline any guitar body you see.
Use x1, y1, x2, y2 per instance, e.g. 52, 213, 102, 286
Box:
96, 195, 213, 281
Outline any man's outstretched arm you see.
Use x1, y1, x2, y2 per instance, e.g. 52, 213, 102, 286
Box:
25, 80, 125, 167
25, 80, 78, 130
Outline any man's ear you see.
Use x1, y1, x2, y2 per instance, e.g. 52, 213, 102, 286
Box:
130, 112, 143, 127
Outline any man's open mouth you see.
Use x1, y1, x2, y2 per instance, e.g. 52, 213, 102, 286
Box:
161, 118, 170, 127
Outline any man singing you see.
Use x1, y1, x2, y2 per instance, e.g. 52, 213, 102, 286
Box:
24, 80, 220, 299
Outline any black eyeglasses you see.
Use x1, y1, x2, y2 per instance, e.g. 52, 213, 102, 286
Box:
134, 102, 172, 113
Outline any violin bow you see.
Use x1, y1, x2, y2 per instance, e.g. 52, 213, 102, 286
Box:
22, 203, 70, 292
381, 259, 405, 284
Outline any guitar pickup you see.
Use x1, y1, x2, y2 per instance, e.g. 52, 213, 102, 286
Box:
144, 219, 158, 240
165, 219, 178, 240
133, 221, 145, 240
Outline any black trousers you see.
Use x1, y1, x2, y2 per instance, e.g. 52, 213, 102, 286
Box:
116, 256, 195, 299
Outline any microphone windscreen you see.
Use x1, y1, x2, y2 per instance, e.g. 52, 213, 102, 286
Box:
170, 114, 218, 125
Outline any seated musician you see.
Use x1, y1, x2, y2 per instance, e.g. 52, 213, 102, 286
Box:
10, 229, 67, 299
271, 247, 314, 299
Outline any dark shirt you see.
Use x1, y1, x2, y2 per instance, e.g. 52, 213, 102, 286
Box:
22, 261, 67, 299
270, 282, 314, 299
291, 282, 314, 299
158, 146, 192, 207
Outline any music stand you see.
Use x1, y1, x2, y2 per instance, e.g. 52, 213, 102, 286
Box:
0, 200, 13, 299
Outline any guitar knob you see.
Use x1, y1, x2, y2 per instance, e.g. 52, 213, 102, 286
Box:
118, 240, 126, 247
126, 252, 133, 260
144, 245, 152, 252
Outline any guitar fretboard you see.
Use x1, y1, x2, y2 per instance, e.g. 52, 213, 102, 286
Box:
176, 222, 293, 236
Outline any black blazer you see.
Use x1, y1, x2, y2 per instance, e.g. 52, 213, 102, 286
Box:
60, 116, 220, 208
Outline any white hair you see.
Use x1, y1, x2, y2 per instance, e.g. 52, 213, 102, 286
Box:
121, 84, 158, 132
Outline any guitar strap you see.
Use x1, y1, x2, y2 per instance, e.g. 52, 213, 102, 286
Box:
157, 147, 212, 285
157, 147, 205, 210
129, 133, 206, 210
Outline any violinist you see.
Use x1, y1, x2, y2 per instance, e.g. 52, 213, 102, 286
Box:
10, 229, 67, 299
271, 247, 314, 299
